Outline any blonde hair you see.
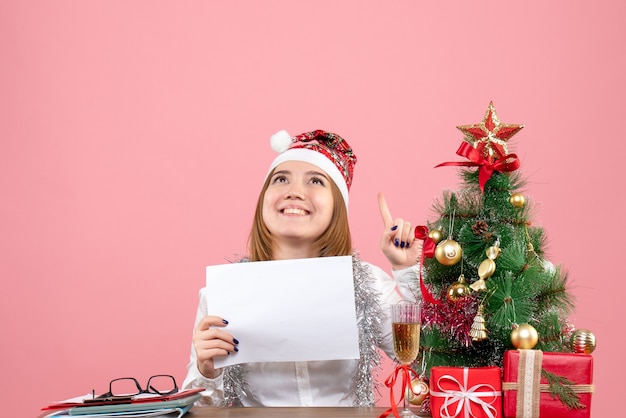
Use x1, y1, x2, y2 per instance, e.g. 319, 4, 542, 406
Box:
247, 170, 353, 261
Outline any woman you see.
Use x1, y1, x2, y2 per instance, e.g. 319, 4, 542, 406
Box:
182, 129, 422, 407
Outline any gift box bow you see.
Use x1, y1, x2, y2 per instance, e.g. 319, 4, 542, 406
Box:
430, 367, 501, 418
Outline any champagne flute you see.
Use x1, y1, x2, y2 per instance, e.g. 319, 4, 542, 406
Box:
391, 300, 422, 418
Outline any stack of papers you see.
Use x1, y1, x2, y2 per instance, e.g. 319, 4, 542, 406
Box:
41, 389, 203, 418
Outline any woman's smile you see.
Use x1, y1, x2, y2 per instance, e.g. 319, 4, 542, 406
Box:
281, 207, 310, 215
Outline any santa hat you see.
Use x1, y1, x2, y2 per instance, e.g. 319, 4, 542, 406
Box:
267, 129, 357, 210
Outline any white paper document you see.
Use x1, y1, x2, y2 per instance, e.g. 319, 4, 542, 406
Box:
203, 256, 359, 368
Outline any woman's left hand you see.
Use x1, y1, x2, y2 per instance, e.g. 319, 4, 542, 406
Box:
377, 192, 422, 270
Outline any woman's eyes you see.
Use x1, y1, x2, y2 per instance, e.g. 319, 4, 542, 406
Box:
271, 175, 326, 186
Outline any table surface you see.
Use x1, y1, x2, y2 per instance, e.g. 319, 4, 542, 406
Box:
186, 407, 430, 417
39, 406, 432, 418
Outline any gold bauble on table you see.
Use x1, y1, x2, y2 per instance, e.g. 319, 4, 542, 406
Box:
511, 323, 539, 349
408, 378, 430, 406
447, 274, 472, 302
428, 229, 444, 244
510, 193, 525, 208
571, 328, 597, 354
435, 239, 462, 266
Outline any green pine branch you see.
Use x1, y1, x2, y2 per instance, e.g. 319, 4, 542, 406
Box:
486, 274, 537, 341
541, 369, 586, 410
534, 309, 572, 352
536, 267, 575, 314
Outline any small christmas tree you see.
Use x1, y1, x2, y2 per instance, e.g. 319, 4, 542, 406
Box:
414, 102, 576, 376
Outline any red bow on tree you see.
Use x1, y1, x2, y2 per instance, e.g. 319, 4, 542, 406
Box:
435, 142, 520, 192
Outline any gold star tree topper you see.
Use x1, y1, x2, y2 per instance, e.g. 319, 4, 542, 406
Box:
457, 101, 524, 161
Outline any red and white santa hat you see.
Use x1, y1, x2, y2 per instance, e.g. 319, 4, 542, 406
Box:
267, 129, 357, 210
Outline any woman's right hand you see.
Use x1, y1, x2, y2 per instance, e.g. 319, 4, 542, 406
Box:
377, 192, 422, 270
193, 315, 239, 379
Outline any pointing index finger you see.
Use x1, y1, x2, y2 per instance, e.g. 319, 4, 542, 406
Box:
377, 192, 394, 228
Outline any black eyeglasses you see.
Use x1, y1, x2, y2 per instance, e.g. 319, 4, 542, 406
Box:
97, 374, 178, 399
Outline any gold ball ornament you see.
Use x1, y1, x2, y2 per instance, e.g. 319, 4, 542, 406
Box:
571, 329, 596, 354
435, 239, 462, 266
511, 323, 539, 349
447, 274, 472, 302
428, 229, 444, 244
510, 193, 525, 208
408, 378, 430, 406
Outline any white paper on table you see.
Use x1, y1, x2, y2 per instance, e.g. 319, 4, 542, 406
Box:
203, 255, 359, 368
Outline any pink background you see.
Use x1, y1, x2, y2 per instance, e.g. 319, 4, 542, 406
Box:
1, 1, 622, 416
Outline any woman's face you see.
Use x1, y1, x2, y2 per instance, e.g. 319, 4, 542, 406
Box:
262, 160, 335, 247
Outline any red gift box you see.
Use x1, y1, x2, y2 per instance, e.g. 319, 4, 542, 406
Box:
502, 350, 594, 418
430, 366, 502, 418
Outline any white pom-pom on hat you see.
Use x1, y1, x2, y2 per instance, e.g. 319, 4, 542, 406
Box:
270, 130, 293, 153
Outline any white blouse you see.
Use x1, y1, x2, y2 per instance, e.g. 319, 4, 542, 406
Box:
182, 261, 418, 407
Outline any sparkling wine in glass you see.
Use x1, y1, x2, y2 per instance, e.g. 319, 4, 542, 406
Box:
391, 300, 422, 418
